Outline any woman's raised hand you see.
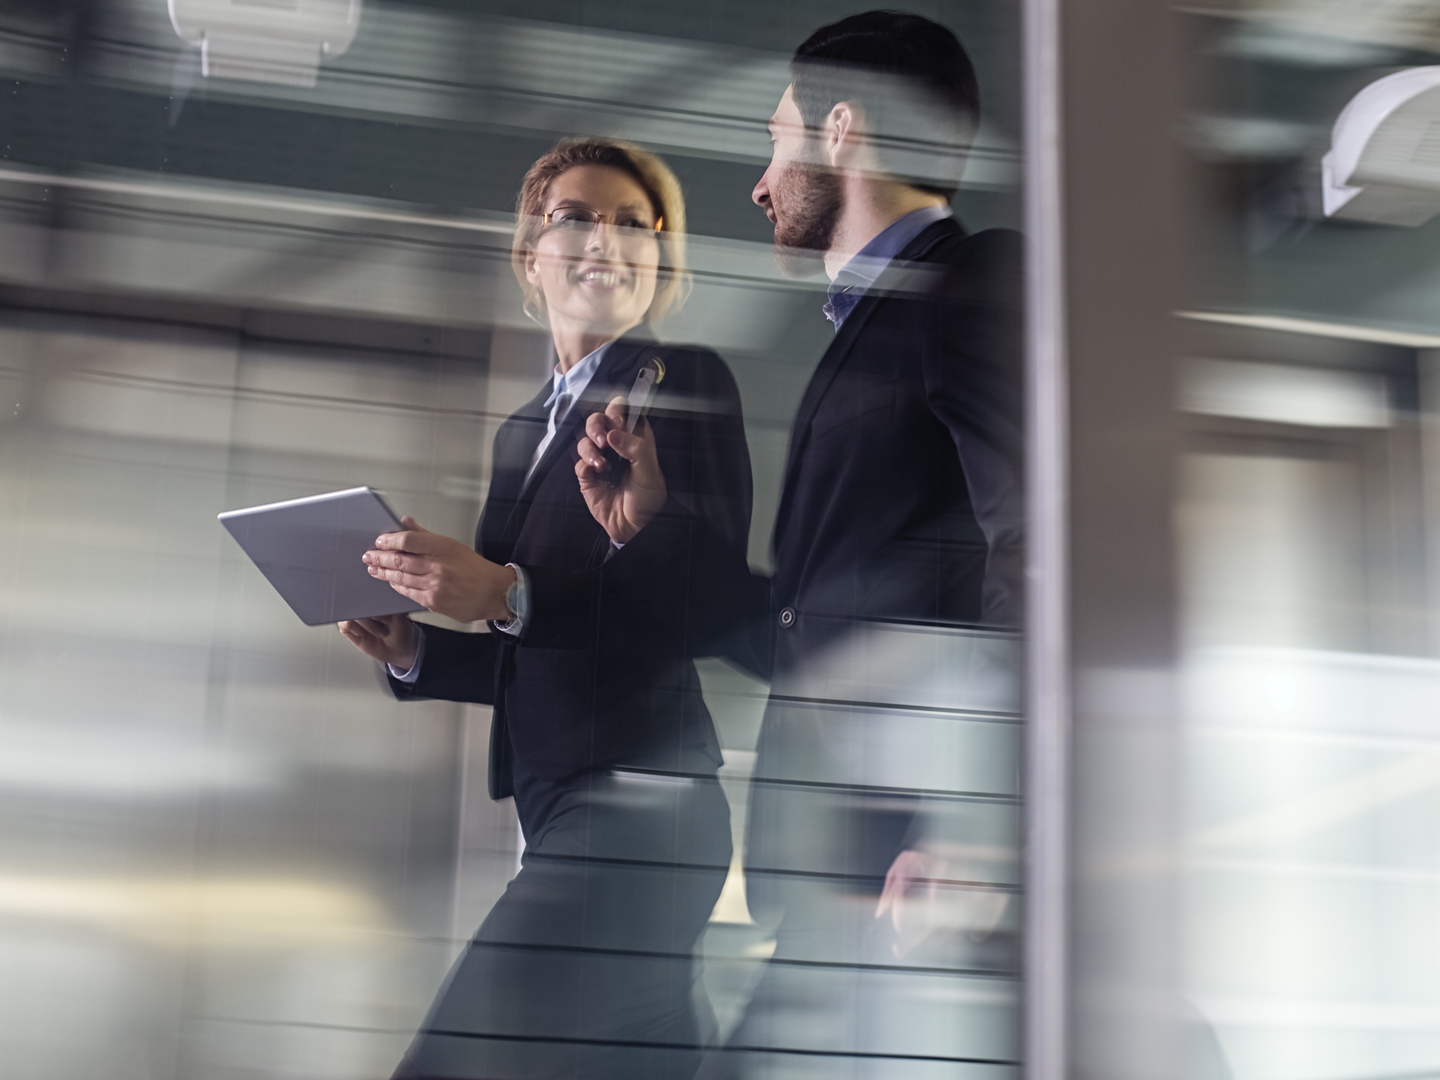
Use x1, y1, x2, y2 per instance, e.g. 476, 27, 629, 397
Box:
338, 614, 419, 669
362, 516, 517, 624
576, 396, 668, 545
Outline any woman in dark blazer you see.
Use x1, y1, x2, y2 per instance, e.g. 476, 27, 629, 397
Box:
339, 138, 752, 1080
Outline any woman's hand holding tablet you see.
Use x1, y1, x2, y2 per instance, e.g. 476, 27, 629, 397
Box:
363, 516, 518, 624
338, 615, 419, 669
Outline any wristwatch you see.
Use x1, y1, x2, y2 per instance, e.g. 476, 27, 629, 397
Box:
504, 569, 521, 620
495, 563, 526, 636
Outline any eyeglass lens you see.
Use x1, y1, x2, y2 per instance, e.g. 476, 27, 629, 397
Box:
546, 206, 658, 236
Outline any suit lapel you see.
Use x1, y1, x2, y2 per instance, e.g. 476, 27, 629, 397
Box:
496, 333, 656, 551
478, 381, 552, 555
772, 218, 962, 553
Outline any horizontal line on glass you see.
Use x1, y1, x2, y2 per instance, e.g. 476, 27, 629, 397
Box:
615, 766, 1019, 803
446, 937, 1021, 979
424, 1026, 1022, 1065
744, 864, 1021, 893
377, 936, 1022, 978
765, 694, 1020, 723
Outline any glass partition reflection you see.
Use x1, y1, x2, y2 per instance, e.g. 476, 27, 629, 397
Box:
0, 3, 1024, 1079
1178, 8, 1440, 1080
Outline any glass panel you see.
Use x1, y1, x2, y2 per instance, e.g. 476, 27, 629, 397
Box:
1179, 8, 1440, 1080
0, 4, 1024, 1079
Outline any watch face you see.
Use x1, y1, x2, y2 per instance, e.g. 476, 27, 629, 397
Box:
504, 567, 522, 620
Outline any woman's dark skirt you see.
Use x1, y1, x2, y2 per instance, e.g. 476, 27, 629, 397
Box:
393, 769, 732, 1080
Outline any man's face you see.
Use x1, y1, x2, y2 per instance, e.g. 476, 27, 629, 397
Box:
753, 85, 842, 277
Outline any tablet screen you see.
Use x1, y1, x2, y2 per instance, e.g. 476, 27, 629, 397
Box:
219, 487, 427, 626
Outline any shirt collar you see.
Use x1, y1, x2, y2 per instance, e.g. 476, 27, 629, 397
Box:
824, 204, 953, 329
544, 340, 611, 411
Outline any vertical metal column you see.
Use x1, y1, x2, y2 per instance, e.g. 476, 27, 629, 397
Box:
1020, 0, 1070, 1075
1022, 1, 1187, 1078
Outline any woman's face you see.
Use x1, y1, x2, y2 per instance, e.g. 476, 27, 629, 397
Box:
524, 164, 662, 337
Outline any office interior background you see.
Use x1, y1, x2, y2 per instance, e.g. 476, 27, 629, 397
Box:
2, 1, 1440, 1079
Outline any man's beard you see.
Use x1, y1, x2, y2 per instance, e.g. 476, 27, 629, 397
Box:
771, 163, 842, 278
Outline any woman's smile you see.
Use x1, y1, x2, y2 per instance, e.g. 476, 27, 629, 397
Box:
571, 262, 632, 292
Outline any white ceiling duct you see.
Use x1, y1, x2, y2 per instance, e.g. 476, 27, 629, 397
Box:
168, 0, 361, 88
1321, 67, 1440, 227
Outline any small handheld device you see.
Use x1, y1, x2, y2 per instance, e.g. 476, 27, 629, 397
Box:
218, 486, 425, 626
600, 356, 665, 483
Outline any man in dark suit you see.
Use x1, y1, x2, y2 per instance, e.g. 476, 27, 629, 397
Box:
571, 3, 1022, 869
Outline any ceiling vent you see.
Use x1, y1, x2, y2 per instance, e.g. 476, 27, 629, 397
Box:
1321, 67, 1440, 226
168, 0, 361, 88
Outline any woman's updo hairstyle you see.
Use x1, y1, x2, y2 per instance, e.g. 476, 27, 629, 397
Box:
512, 137, 690, 325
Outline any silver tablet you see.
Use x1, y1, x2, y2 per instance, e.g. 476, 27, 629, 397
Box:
219, 487, 426, 626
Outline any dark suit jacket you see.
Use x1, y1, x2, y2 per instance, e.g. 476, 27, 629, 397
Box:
388, 332, 753, 801
521, 219, 1023, 673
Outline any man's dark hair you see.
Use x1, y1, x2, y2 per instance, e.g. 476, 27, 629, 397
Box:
791, 10, 980, 198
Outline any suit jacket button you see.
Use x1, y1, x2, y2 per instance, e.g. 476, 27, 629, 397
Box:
778, 607, 796, 628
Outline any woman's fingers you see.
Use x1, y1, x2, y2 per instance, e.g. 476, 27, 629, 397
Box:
367, 565, 428, 590
373, 528, 442, 554
358, 528, 510, 623
339, 619, 391, 662
340, 618, 390, 641
585, 410, 613, 448
608, 417, 663, 487
363, 550, 428, 574
374, 516, 424, 551
352, 616, 398, 636
575, 432, 609, 471
604, 426, 644, 463
365, 564, 446, 614
339, 613, 419, 667
576, 455, 602, 486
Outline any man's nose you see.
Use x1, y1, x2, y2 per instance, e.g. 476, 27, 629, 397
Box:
752, 173, 770, 208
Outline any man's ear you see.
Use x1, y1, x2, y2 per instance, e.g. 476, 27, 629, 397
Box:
825, 101, 866, 169
522, 244, 541, 287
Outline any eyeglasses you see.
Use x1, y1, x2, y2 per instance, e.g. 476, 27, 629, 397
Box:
540, 205, 663, 240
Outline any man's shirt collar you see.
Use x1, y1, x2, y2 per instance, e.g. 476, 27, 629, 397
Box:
823, 204, 953, 330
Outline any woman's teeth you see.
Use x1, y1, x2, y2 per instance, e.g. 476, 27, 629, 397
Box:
578, 269, 624, 287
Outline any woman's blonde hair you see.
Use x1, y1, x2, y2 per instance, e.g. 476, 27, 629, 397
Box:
512, 137, 690, 325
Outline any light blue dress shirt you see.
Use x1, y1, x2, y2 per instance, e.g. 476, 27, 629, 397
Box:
525, 341, 612, 482
823, 203, 953, 330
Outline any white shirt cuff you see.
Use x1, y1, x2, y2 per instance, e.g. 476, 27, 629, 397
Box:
494, 563, 529, 636
387, 627, 426, 683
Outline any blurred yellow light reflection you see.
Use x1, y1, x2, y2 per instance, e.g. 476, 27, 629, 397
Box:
0, 875, 386, 948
